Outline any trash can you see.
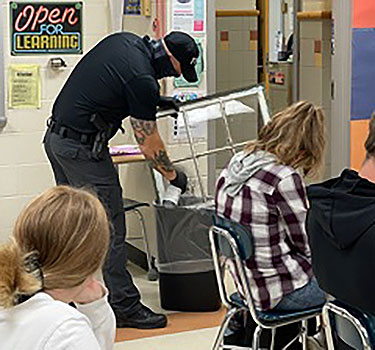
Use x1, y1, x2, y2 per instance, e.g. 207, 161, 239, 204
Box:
154, 197, 221, 312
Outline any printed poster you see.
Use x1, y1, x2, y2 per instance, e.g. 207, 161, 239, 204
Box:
174, 39, 203, 87
172, 91, 207, 141
269, 71, 285, 85
9, 64, 41, 109
172, 0, 206, 34
124, 0, 141, 15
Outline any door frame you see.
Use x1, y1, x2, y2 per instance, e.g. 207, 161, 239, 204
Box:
331, 0, 352, 175
0, 3, 6, 130
257, 0, 269, 91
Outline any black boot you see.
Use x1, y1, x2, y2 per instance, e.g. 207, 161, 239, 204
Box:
115, 304, 167, 329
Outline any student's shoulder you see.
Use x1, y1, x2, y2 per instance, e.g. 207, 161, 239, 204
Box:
264, 162, 301, 183
251, 163, 302, 196
29, 294, 99, 349
24, 293, 89, 325
2, 293, 93, 349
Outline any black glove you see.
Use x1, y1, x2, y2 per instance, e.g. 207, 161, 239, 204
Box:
158, 96, 182, 118
170, 169, 188, 194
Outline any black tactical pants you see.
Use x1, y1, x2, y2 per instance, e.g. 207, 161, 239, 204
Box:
44, 130, 141, 315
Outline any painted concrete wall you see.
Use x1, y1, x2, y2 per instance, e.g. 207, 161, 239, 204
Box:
216, 0, 256, 11
0, 1, 111, 241
301, 0, 332, 11
299, 19, 332, 178
122, 0, 157, 36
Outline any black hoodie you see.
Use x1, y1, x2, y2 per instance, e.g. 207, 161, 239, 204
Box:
306, 169, 375, 314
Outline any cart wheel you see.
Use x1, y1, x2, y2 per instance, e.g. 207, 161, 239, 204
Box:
148, 268, 159, 281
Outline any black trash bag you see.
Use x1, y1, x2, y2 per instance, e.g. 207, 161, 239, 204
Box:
154, 196, 221, 312
155, 196, 215, 275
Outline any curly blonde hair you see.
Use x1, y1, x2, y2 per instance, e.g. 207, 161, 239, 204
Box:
245, 101, 326, 177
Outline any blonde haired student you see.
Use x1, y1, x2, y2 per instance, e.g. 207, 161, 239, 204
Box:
0, 186, 115, 350
216, 101, 326, 312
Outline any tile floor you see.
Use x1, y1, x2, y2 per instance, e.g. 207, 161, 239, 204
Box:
113, 264, 310, 350
114, 263, 222, 350
115, 327, 219, 350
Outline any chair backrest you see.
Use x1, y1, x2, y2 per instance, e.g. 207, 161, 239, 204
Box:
324, 300, 374, 350
213, 215, 254, 260
209, 215, 258, 319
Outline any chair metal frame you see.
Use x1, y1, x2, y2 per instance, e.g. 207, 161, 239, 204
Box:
323, 301, 373, 350
209, 225, 322, 350
123, 200, 158, 281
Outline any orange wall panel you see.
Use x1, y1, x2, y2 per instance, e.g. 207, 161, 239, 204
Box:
350, 119, 370, 170
353, 0, 375, 28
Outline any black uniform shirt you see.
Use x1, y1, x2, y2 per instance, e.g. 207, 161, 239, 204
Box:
52, 32, 160, 134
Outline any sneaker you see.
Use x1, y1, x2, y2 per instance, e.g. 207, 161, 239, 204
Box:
306, 330, 327, 350
115, 304, 168, 329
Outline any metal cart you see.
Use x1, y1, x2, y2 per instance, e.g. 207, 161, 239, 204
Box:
153, 84, 270, 311
156, 84, 270, 200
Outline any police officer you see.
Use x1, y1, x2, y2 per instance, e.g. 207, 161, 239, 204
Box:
43, 31, 199, 329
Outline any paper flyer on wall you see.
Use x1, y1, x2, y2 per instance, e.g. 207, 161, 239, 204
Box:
9, 64, 41, 109
172, 0, 206, 34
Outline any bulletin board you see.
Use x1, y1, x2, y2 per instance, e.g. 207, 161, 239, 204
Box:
351, 0, 375, 120
351, 28, 375, 120
351, 0, 375, 169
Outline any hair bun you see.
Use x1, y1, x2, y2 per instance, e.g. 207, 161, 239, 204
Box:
0, 242, 42, 308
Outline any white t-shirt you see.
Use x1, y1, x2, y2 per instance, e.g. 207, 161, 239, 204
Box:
0, 291, 116, 350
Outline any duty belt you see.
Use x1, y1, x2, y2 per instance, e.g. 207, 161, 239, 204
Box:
49, 120, 97, 146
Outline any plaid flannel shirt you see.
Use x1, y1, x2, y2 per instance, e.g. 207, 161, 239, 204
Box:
215, 160, 313, 311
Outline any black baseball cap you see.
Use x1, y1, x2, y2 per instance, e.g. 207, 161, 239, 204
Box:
164, 31, 199, 83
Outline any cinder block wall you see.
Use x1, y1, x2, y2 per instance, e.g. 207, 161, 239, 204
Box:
121, 0, 157, 36
299, 18, 332, 179
216, 16, 258, 92
215, 14, 258, 179
216, 0, 256, 11
0, 1, 111, 242
301, 0, 332, 11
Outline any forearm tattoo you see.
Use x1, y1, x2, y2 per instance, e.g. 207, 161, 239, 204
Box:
152, 150, 174, 173
130, 118, 157, 145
